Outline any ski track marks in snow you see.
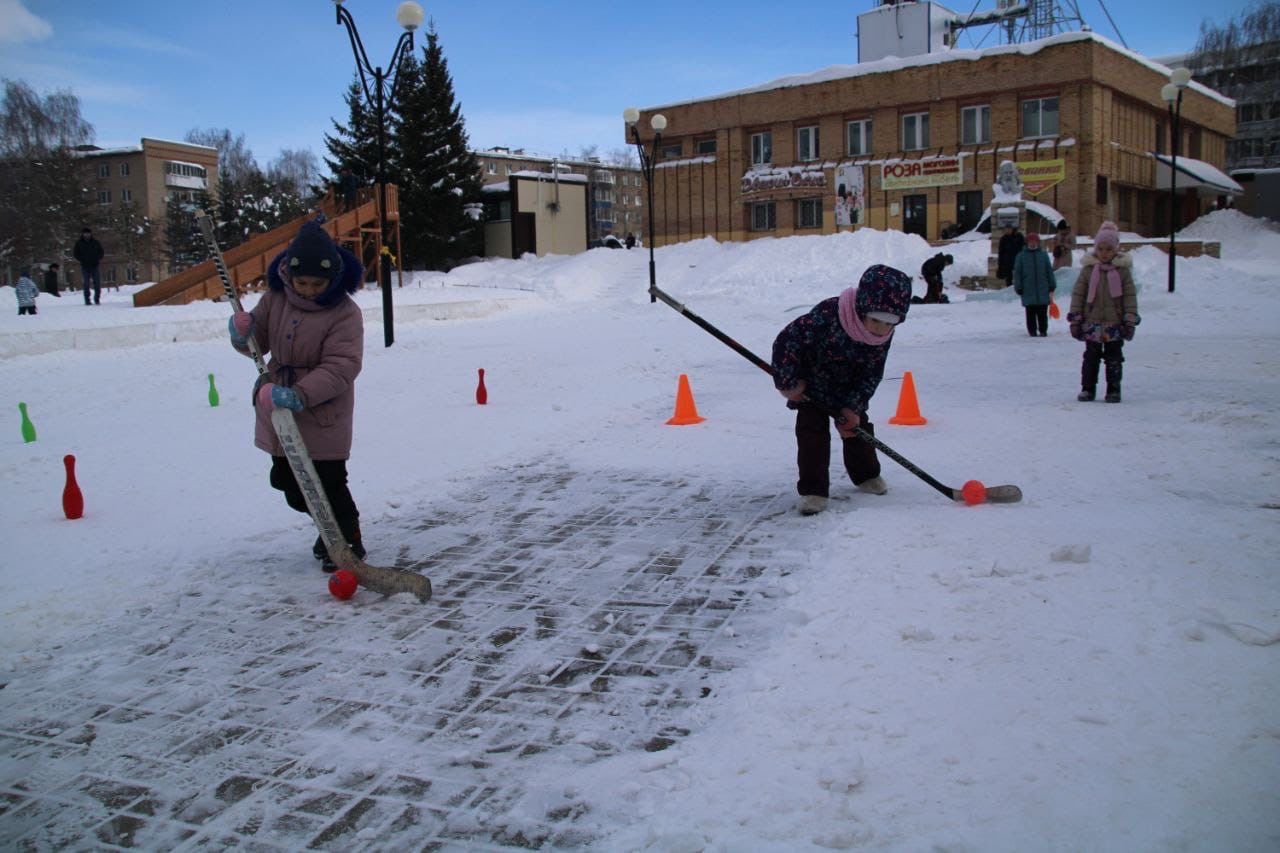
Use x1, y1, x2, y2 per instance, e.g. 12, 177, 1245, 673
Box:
0, 460, 803, 850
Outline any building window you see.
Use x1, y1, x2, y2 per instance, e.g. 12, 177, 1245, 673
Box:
120, 189, 132, 202
750, 201, 776, 231
505, 165, 513, 174
1022, 97, 1060, 138
902, 112, 930, 150
796, 197, 822, 229
126, 266, 138, 281
97, 164, 110, 178
119, 163, 130, 177
961, 105, 990, 145
797, 126, 820, 162
486, 162, 496, 174
97, 190, 111, 204
846, 119, 872, 156
695, 137, 717, 155
660, 143, 682, 159
1238, 103, 1263, 123
751, 131, 772, 165
105, 267, 117, 283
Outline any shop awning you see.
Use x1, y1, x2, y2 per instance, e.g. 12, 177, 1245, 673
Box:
1152, 153, 1244, 196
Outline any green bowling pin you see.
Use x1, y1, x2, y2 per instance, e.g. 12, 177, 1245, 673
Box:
207, 373, 220, 407
19, 402, 36, 443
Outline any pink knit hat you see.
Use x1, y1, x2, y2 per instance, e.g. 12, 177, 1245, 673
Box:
1094, 220, 1120, 249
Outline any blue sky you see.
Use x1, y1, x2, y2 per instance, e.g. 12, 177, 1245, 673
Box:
0, 0, 1256, 170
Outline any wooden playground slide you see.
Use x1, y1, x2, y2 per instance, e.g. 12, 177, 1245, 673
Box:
133, 185, 399, 307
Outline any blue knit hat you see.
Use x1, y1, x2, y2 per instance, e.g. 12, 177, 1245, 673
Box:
855, 264, 913, 324
285, 221, 343, 282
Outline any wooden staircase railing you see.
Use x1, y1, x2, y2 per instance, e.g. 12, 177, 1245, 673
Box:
133, 184, 398, 307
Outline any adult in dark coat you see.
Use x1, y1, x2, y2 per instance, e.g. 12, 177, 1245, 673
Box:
43, 263, 62, 297
919, 252, 953, 303
996, 224, 1025, 290
73, 228, 105, 305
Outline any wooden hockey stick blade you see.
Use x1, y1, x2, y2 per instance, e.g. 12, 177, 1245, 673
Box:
951, 484, 1023, 504
343, 552, 433, 603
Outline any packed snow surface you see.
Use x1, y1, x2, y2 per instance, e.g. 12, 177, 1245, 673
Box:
1, 210, 1277, 850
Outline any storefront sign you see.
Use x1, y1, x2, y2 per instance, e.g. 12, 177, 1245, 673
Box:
741, 166, 827, 196
1015, 158, 1066, 196
880, 157, 963, 190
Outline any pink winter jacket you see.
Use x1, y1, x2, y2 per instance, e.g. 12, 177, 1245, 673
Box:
237, 287, 364, 460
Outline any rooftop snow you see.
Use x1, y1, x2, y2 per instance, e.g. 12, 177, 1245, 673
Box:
643, 31, 1233, 112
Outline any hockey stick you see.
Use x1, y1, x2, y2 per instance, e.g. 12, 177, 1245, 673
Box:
197, 212, 432, 601
648, 283, 1022, 504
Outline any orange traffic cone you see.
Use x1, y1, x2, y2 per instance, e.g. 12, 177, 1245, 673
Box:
888, 371, 927, 426
666, 374, 706, 425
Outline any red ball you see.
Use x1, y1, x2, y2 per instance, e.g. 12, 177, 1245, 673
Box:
328, 569, 358, 600
961, 480, 987, 505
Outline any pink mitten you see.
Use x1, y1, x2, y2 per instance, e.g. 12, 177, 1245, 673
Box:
256, 382, 275, 409
232, 311, 253, 336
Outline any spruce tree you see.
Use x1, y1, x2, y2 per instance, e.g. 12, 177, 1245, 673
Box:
393, 25, 482, 269
163, 190, 212, 273
323, 78, 380, 195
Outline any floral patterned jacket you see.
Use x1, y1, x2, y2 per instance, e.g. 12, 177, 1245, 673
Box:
771, 297, 892, 416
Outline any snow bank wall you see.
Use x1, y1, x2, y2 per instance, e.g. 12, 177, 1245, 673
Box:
0, 300, 515, 358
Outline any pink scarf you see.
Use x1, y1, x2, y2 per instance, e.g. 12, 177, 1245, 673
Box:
1087, 262, 1123, 303
838, 286, 893, 346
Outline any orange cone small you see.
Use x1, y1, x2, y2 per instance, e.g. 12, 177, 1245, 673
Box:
665, 374, 706, 425
888, 371, 927, 426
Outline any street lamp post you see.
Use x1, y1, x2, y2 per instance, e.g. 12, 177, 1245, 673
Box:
1161, 67, 1192, 294
333, 0, 424, 347
624, 107, 667, 303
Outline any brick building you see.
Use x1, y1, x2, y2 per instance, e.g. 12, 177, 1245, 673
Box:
76, 138, 220, 284
627, 31, 1236, 248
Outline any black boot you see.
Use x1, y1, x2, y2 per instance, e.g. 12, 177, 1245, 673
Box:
1104, 361, 1122, 403
320, 521, 365, 572
1079, 351, 1100, 402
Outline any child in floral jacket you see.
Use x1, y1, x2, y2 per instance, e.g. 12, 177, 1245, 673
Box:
1068, 221, 1140, 403
772, 264, 913, 515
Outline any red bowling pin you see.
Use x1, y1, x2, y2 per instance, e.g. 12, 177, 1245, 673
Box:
62, 454, 84, 520
475, 368, 488, 405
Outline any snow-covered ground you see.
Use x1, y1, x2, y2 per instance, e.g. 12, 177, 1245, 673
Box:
1, 210, 1277, 850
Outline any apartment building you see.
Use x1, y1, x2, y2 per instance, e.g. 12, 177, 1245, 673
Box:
77, 138, 220, 284
627, 30, 1235, 248
473, 148, 647, 246
1175, 38, 1280, 220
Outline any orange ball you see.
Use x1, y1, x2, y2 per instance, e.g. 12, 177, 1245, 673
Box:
961, 480, 987, 505
328, 569, 358, 600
